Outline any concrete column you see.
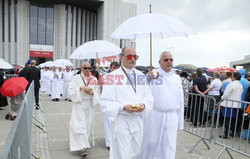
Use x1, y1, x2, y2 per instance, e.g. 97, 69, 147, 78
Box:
53, 4, 58, 59
17, 0, 30, 65
61, 5, 67, 58
77, 8, 81, 46
81, 10, 86, 43
72, 6, 76, 51
85, 11, 90, 42
0, 1, 3, 58
66, 6, 72, 58
4, 0, 9, 61
89, 12, 93, 41
10, 0, 15, 64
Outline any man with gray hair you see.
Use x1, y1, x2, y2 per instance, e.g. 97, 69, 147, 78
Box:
141, 51, 184, 159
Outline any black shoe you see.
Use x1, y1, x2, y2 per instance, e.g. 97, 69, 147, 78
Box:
10, 115, 16, 120
219, 135, 228, 139
5, 113, 10, 120
106, 147, 110, 151
35, 106, 40, 110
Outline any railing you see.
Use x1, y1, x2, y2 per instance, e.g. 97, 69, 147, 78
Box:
184, 92, 217, 152
0, 82, 35, 159
184, 92, 250, 158
214, 99, 250, 159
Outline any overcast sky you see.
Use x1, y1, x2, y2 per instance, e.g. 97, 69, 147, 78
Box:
123, 0, 250, 68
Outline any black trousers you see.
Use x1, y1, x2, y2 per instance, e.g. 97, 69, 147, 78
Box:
224, 117, 236, 137
34, 87, 40, 106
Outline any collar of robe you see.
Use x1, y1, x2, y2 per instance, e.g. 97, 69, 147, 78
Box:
80, 73, 91, 86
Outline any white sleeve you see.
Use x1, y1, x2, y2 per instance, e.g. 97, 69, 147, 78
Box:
68, 76, 83, 103
99, 83, 124, 122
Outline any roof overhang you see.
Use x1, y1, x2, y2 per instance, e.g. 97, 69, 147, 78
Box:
29, 0, 104, 11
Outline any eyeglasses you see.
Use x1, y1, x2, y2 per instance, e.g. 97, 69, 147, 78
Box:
83, 67, 91, 70
163, 58, 173, 62
125, 54, 139, 60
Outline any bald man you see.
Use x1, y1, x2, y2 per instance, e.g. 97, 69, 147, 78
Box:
68, 62, 99, 156
140, 51, 184, 159
100, 47, 153, 159
27, 60, 41, 109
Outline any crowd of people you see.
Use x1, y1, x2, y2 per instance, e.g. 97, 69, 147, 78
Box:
0, 46, 250, 159
179, 67, 250, 140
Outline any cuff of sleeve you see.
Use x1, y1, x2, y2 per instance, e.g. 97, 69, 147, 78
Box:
119, 104, 124, 112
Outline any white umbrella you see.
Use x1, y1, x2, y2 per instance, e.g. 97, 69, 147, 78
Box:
44, 61, 54, 67
111, 13, 194, 39
111, 6, 195, 77
0, 59, 13, 69
54, 59, 73, 68
69, 40, 121, 60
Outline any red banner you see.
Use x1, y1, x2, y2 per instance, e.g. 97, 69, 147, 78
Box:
30, 51, 53, 58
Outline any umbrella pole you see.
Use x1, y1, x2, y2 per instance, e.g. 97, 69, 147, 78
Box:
150, 32, 152, 71
149, 4, 159, 79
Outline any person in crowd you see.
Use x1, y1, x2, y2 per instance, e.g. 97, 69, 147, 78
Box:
102, 61, 120, 150
19, 59, 31, 91
68, 62, 99, 156
220, 72, 243, 139
91, 65, 99, 80
0, 70, 8, 107
5, 92, 25, 120
108, 61, 120, 73
58, 67, 64, 96
208, 72, 222, 110
180, 71, 190, 107
220, 72, 232, 94
62, 66, 74, 101
99, 47, 154, 159
26, 60, 41, 109
191, 68, 210, 127
50, 66, 61, 101
189, 72, 197, 92
207, 72, 222, 126
140, 51, 184, 159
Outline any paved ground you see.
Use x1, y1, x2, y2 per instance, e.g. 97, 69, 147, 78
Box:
1, 92, 250, 159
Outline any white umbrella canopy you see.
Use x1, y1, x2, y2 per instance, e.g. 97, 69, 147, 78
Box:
0, 58, 13, 69
111, 13, 194, 39
69, 40, 121, 60
54, 59, 74, 68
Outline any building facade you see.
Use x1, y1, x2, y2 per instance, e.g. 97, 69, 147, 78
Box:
230, 55, 250, 73
0, 0, 136, 66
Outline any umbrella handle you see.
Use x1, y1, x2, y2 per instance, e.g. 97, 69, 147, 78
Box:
153, 72, 160, 79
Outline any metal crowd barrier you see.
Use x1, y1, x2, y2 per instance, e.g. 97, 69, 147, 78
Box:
184, 92, 217, 153
0, 82, 35, 159
214, 99, 250, 159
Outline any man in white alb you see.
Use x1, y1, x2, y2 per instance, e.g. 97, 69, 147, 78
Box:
62, 66, 74, 101
102, 61, 120, 149
68, 62, 99, 156
140, 51, 184, 159
99, 47, 154, 159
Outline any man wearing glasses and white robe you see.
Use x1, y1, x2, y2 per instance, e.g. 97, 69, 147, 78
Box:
68, 62, 99, 156
140, 51, 184, 159
100, 47, 154, 159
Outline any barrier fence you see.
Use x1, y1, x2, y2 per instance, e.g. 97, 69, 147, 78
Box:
0, 82, 35, 159
214, 99, 250, 159
184, 92, 217, 152
184, 92, 250, 158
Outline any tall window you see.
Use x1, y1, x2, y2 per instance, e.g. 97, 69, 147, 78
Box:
29, 2, 54, 45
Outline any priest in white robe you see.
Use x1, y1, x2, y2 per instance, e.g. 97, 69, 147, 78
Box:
69, 62, 99, 156
140, 51, 184, 159
50, 66, 61, 101
99, 47, 154, 159
102, 61, 120, 149
62, 66, 74, 100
